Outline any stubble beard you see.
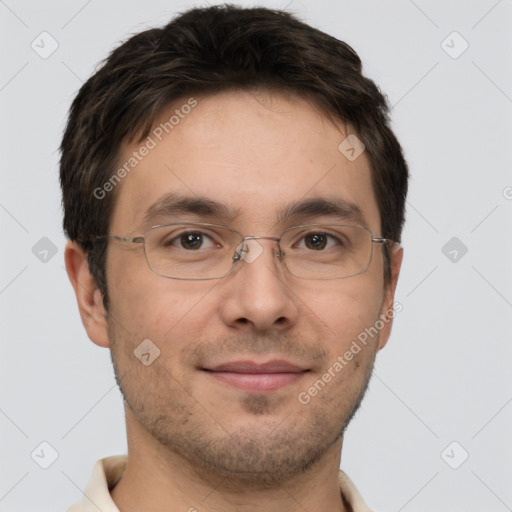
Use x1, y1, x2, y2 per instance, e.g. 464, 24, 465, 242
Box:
109, 324, 377, 491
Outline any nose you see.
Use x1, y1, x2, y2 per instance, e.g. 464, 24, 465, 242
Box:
218, 238, 299, 332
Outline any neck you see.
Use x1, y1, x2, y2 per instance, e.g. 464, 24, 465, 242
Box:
111, 408, 347, 512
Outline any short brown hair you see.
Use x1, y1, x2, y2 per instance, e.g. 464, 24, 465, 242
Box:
60, 4, 408, 310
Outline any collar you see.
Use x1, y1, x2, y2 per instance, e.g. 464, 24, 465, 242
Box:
66, 455, 373, 512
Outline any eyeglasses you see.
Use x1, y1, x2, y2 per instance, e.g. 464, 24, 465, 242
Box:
94, 222, 399, 280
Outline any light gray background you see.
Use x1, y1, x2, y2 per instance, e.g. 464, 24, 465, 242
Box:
1, 0, 511, 510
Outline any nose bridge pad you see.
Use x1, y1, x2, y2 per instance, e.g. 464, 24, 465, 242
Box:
238, 238, 264, 264
234, 238, 282, 265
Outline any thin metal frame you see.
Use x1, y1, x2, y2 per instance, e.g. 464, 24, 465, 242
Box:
94, 222, 400, 280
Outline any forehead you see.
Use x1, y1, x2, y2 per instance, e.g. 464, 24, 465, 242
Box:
109, 90, 380, 234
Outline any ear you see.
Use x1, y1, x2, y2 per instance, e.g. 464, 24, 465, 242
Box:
64, 240, 110, 348
377, 245, 404, 350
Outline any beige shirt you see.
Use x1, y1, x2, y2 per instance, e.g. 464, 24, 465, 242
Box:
66, 455, 373, 512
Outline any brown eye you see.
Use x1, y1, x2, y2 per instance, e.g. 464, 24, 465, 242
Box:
163, 231, 216, 251
304, 233, 328, 250
179, 232, 204, 250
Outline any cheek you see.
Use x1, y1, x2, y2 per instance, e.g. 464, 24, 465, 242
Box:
299, 278, 385, 369
106, 256, 218, 353
299, 275, 383, 326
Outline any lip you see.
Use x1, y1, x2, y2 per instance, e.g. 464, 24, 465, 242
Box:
207, 360, 307, 373
202, 360, 309, 392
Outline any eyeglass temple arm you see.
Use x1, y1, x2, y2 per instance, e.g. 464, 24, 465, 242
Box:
372, 237, 402, 251
93, 235, 145, 244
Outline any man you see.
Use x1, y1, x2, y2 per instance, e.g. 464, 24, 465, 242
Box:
61, 4, 408, 511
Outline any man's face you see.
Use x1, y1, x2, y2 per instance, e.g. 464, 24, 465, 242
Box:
103, 90, 399, 486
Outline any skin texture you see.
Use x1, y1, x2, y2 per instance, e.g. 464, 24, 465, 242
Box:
65, 90, 403, 512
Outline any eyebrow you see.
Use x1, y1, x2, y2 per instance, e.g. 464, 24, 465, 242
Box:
140, 193, 367, 229
277, 197, 367, 226
140, 192, 241, 228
